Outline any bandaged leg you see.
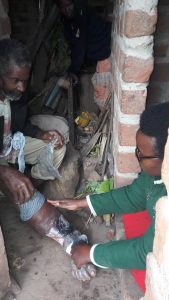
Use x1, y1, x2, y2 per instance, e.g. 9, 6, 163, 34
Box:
18, 191, 96, 281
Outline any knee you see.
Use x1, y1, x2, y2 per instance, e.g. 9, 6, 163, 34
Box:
53, 144, 66, 169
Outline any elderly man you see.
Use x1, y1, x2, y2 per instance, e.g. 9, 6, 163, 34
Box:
0, 38, 69, 192
0, 38, 96, 281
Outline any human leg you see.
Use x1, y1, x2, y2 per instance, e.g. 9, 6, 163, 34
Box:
30, 114, 69, 143
23, 115, 69, 180
29, 114, 80, 198
23, 135, 66, 180
14, 191, 96, 281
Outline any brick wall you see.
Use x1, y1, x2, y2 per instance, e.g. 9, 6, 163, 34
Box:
147, 2, 169, 105
111, 0, 158, 187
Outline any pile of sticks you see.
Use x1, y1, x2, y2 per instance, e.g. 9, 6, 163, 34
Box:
80, 92, 114, 179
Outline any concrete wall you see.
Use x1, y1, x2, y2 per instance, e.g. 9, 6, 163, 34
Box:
111, 0, 158, 187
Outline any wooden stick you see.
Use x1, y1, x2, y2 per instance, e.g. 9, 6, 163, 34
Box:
101, 93, 114, 178
68, 78, 75, 144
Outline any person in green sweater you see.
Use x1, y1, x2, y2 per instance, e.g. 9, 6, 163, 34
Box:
48, 102, 169, 271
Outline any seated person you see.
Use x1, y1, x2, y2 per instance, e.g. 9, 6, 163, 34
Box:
55, 0, 112, 76
0, 38, 96, 281
0, 38, 68, 182
48, 102, 169, 273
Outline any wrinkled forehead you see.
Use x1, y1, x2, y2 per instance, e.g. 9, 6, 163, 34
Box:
6, 62, 30, 74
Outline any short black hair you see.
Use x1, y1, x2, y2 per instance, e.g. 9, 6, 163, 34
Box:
55, 0, 74, 7
140, 102, 169, 159
0, 39, 31, 76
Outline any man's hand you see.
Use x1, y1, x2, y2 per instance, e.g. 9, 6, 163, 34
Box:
47, 198, 88, 211
0, 165, 34, 204
36, 129, 64, 148
71, 244, 92, 269
71, 260, 96, 281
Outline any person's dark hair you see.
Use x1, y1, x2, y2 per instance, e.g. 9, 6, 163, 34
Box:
0, 39, 31, 76
140, 102, 169, 160
55, 0, 74, 7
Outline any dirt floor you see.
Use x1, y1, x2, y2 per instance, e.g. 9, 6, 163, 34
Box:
0, 197, 122, 300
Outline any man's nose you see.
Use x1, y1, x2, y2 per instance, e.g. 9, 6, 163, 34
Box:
17, 81, 26, 92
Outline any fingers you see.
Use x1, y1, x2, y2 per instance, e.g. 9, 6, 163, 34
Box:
71, 261, 91, 281
47, 199, 77, 210
48, 131, 64, 145
16, 182, 34, 204
86, 263, 96, 278
25, 179, 34, 197
71, 261, 96, 282
13, 175, 34, 204
47, 199, 61, 207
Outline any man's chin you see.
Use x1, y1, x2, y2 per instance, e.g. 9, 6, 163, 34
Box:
6, 94, 22, 101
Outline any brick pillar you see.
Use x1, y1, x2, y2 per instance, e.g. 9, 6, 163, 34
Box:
112, 0, 158, 187
0, 0, 11, 38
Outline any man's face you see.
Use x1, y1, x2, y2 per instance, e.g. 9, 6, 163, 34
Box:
58, 0, 74, 19
0, 64, 30, 101
136, 129, 162, 177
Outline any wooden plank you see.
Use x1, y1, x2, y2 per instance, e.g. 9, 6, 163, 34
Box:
68, 78, 75, 144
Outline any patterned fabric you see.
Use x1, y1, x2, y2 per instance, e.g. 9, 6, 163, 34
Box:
19, 191, 45, 221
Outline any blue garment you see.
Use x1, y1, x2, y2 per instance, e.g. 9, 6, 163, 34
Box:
63, 0, 112, 74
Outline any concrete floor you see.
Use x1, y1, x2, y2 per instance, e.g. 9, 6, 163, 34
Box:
0, 198, 122, 300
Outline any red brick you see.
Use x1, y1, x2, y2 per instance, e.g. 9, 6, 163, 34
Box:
120, 89, 147, 114
116, 152, 140, 173
114, 175, 135, 188
122, 56, 154, 83
124, 10, 157, 37
118, 123, 139, 146
114, 44, 154, 83
151, 63, 169, 82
